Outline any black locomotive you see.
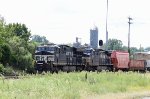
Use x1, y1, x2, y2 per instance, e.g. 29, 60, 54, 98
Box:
83, 48, 113, 72
34, 44, 113, 72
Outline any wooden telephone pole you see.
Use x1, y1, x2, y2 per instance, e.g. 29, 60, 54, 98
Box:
128, 17, 133, 55
106, 0, 109, 50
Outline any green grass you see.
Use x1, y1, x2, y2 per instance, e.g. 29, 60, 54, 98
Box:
0, 71, 150, 99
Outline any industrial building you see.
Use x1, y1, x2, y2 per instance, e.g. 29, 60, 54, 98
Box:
90, 26, 98, 49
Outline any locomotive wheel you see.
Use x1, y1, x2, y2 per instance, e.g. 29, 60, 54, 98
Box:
63, 66, 69, 72
50, 66, 54, 73
85, 66, 90, 72
86, 66, 92, 72
53, 67, 59, 73
76, 66, 83, 72
97, 66, 102, 72
69, 66, 76, 72
107, 66, 113, 72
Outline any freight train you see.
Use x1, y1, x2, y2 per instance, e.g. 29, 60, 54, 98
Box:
34, 44, 150, 72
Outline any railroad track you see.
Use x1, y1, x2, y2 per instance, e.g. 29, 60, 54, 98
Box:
0, 74, 19, 79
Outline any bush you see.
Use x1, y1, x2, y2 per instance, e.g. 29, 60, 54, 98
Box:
0, 43, 11, 65
26, 66, 35, 74
0, 64, 4, 73
24, 59, 35, 73
3, 66, 15, 76
17, 52, 33, 70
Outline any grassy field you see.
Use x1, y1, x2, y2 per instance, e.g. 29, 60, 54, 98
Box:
0, 71, 150, 99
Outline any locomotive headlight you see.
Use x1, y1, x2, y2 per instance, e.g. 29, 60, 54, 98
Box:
36, 56, 40, 61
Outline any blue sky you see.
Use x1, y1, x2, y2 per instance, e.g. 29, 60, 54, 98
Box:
0, 0, 150, 48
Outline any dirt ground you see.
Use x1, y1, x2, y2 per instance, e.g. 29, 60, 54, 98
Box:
82, 91, 150, 99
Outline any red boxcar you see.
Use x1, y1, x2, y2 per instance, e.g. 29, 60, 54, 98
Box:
111, 51, 129, 70
129, 60, 145, 71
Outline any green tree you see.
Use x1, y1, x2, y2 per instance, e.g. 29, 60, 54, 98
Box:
31, 35, 49, 44
0, 43, 11, 66
27, 42, 37, 57
8, 36, 27, 68
0, 15, 6, 60
122, 46, 128, 51
0, 16, 35, 72
130, 47, 139, 55
105, 39, 123, 50
6, 23, 31, 41
145, 47, 150, 51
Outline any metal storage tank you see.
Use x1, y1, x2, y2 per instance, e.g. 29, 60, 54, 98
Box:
90, 26, 98, 49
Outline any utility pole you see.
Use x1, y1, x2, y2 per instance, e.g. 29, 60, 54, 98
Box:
128, 17, 133, 55
106, 0, 109, 50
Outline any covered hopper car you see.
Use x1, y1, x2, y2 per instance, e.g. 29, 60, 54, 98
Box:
111, 51, 129, 71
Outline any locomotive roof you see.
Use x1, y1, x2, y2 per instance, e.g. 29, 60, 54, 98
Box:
58, 44, 72, 47
134, 52, 150, 54
37, 44, 60, 48
94, 48, 112, 52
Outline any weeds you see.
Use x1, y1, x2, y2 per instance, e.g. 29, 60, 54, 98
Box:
0, 72, 150, 99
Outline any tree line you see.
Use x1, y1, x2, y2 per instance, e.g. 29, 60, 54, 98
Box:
104, 39, 148, 55
0, 16, 49, 74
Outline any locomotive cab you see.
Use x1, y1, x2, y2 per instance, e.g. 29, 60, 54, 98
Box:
82, 48, 94, 66
34, 44, 60, 71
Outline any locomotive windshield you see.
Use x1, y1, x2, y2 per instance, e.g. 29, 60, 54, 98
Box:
83, 48, 94, 55
84, 50, 92, 53
36, 47, 45, 51
36, 46, 55, 52
46, 47, 55, 51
